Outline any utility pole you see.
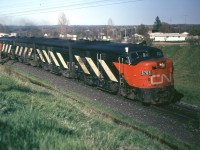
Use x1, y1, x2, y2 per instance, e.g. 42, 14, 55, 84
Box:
184, 14, 187, 31
124, 28, 127, 42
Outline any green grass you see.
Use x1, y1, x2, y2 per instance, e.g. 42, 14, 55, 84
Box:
0, 65, 190, 149
160, 44, 200, 107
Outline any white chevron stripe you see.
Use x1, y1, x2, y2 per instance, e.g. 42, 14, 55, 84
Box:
28, 48, 33, 58
7, 45, 12, 53
4, 44, 8, 53
2, 44, 5, 52
49, 51, 60, 66
85, 57, 102, 78
75, 55, 90, 74
56, 52, 68, 69
18, 47, 24, 56
36, 49, 45, 63
42, 50, 51, 64
98, 59, 118, 82
23, 47, 28, 57
15, 46, 19, 55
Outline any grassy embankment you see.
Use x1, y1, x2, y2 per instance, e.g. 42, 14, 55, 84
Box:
159, 43, 200, 107
0, 65, 190, 149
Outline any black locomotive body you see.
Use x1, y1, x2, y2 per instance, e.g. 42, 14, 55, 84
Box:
0, 37, 178, 105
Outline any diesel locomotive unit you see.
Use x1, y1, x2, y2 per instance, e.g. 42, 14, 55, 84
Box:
0, 37, 176, 105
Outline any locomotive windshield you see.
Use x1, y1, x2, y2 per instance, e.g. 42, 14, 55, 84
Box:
131, 51, 149, 59
129, 49, 164, 65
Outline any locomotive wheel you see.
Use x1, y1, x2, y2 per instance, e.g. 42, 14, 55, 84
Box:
127, 92, 136, 100
84, 76, 94, 86
119, 87, 128, 98
18, 57, 23, 63
30, 62, 37, 67
42, 64, 50, 71
109, 83, 118, 94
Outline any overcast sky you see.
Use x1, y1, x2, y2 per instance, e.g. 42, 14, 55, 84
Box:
0, 0, 199, 25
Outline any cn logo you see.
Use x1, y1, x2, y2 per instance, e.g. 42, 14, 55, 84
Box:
150, 74, 172, 85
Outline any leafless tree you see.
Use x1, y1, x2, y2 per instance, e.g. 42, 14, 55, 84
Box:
160, 22, 172, 33
58, 12, 69, 35
137, 24, 149, 37
107, 18, 114, 38
0, 24, 9, 33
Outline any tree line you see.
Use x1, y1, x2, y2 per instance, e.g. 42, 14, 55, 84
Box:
137, 16, 200, 36
1, 16, 200, 39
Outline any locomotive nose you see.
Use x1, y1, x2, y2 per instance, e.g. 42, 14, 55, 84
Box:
150, 59, 174, 87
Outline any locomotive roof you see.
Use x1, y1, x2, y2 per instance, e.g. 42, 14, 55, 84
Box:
72, 40, 156, 54
0, 37, 162, 55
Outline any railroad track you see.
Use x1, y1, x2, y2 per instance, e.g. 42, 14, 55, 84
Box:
2, 60, 200, 147
0, 62, 193, 149
152, 102, 200, 131
4, 60, 200, 130
4, 60, 200, 127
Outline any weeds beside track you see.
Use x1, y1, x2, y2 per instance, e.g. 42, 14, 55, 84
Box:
0, 64, 193, 149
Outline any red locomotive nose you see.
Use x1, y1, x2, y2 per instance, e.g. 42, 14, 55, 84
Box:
113, 58, 174, 89
150, 58, 174, 87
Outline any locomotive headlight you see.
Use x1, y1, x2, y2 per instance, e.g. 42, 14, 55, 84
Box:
157, 61, 166, 69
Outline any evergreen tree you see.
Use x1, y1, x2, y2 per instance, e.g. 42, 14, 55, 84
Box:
153, 16, 162, 32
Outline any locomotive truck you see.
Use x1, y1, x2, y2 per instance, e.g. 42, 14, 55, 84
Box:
0, 37, 177, 105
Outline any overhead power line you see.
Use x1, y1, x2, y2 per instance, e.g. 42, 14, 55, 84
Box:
0, 0, 143, 18
1, 0, 111, 15
1, 0, 92, 9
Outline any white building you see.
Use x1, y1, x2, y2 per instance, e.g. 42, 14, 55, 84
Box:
44, 33, 49, 37
0, 33, 17, 37
133, 33, 144, 39
10, 33, 17, 37
133, 33, 144, 43
149, 32, 189, 42
66, 34, 77, 40
0, 33, 8, 37
58, 34, 77, 40
59, 34, 65, 38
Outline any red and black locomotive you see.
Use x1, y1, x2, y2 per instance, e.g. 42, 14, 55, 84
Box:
0, 37, 177, 105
